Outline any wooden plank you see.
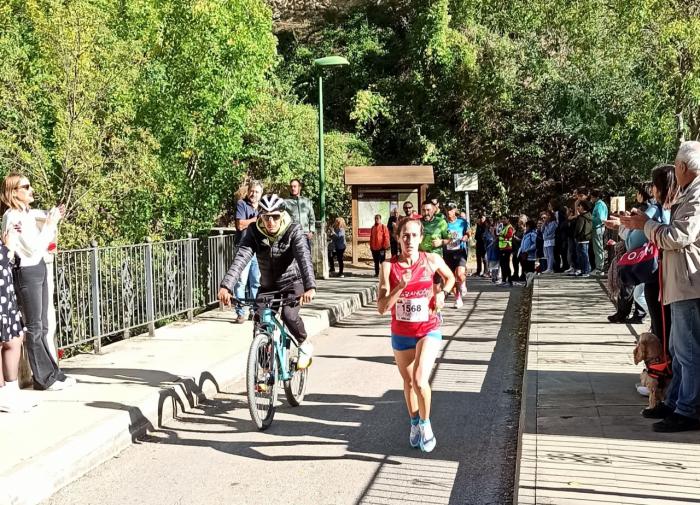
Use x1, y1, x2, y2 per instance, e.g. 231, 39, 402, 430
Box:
344, 166, 434, 185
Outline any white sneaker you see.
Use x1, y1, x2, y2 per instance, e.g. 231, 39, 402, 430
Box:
61, 376, 77, 387
567, 270, 581, 276
47, 379, 68, 391
453, 296, 463, 309
409, 423, 421, 448
0, 390, 36, 413
636, 384, 650, 397
459, 282, 468, 297
297, 342, 314, 369
564, 267, 574, 274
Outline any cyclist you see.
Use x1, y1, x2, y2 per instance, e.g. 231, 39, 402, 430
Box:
377, 217, 455, 453
218, 194, 316, 368
443, 202, 470, 308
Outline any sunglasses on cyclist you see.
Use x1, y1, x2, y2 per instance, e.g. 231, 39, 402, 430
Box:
261, 213, 282, 222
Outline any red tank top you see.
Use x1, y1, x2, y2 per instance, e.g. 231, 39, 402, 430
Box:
389, 252, 440, 337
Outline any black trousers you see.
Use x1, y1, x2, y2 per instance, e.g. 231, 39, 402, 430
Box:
645, 277, 671, 347
256, 283, 307, 343
475, 245, 486, 275
520, 258, 535, 274
14, 260, 65, 390
390, 238, 399, 258
371, 249, 386, 276
614, 284, 646, 319
499, 250, 512, 284
329, 247, 345, 274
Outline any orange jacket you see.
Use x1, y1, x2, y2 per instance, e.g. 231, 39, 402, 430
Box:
370, 223, 390, 251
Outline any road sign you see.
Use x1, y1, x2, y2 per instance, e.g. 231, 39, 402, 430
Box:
454, 173, 478, 192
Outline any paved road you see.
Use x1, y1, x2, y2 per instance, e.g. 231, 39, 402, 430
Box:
45, 280, 525, 505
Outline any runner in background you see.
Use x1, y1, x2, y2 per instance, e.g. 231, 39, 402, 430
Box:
444, 202, 470, 308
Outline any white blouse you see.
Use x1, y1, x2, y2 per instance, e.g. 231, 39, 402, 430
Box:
2, 208, 57, 267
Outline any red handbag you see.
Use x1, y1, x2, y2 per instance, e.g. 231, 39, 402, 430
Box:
617, 241, 659, 286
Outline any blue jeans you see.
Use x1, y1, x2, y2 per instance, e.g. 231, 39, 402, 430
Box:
234, 255, 260, 317
665, 299, 700, 419
576, 242, 590, 274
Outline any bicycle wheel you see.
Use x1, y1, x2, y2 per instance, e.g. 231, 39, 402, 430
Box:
246, 332, 278, 430
283, 352, 308, 407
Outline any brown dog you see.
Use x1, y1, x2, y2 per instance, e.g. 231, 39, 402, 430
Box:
633, 332, 668, 409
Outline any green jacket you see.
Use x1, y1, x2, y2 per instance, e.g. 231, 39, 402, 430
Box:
285, 196, 316, 233
419, 214, 450, 255
574, 212, 593, 242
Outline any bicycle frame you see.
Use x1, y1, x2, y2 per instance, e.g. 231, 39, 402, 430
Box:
255, 305, 299, 383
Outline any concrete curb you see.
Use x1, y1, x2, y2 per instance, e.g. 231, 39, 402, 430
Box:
1, 282, 378, 505
512, 279, 536, 505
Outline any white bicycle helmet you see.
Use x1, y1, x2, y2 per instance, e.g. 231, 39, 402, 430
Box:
259, 193, 286, 214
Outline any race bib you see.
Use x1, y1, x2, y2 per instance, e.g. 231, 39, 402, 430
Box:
396, 297, 430, 322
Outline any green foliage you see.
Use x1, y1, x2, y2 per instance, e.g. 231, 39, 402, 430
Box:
278, 0, 700, 217
1, 0, 370, 246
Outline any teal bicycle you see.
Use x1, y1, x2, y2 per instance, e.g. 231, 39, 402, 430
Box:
237, 292, 309, 430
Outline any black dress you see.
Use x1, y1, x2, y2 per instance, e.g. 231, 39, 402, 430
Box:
0, 243, 24, 342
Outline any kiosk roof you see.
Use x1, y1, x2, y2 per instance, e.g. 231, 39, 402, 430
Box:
344, 166, 434, 186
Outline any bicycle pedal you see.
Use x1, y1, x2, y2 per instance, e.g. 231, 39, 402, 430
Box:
256, 383, 269, 393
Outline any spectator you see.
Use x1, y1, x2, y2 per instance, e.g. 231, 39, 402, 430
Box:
402, 201, 419, 219
518, 219, 538, 286
591, 189, 609, 275
474, 215, 487, 277
329, 217, 347, 277
286, 179, 316, 249
564, 205, 578, 274
605, 181, 656, 325
497, 215, 514, 286
0, 230, 34, 412
573, 200, 593, 277
484, 218, 500, 283
387, 208, 399, 257
542, 211, 557, 274
370, 214, 390, 276
511, 215, 525, 282
0, 173, 74, 391
621, 141, 700, 432
233, 180, 262, 324
553, 199, 569, 271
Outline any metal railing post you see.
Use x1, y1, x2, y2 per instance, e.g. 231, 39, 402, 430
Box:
186, 233, 194, 321
145, 237, 155, 337
218, 229, 225, 311
90, 240, 102, 353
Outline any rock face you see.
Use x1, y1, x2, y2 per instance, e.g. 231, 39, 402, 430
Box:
268, 0, 364, 25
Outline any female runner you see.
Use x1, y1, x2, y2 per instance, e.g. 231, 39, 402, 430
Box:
377, 217, 454, 452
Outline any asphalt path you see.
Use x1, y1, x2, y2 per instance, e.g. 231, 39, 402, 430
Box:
45, 279, 525, 505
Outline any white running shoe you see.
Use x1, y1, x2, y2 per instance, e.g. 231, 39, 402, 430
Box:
61, 376, 77, 387
564, 267, 574, 274
409, 424, 421, 448
453, 296, 463, 309
419, 421, 436, 453
297, 342, 314, 369
459, 282, 468, 297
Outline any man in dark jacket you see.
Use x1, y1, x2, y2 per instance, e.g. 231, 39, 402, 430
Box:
219, 194, 316, 366
572, 200, 593, 277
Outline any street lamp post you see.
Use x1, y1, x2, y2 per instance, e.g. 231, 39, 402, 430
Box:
313, 56, 349, 225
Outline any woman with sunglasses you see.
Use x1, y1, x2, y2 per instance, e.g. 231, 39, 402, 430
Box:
218, 193, 316, 367
0, 174, 74, 391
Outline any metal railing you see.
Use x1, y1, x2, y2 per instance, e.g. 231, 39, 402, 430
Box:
54, 231, 237, 351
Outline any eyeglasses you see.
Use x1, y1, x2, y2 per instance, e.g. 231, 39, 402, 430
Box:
261, 214, 281, 222
17, 184, 30, 190
403, 206, 413, 210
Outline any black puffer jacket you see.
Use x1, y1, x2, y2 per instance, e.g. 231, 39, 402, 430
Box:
220, 219, 316, 293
